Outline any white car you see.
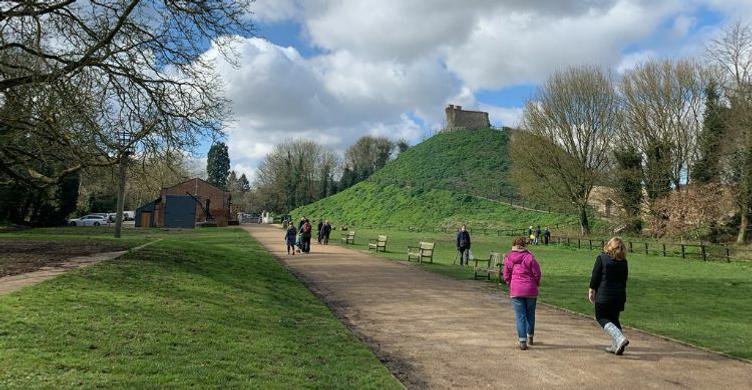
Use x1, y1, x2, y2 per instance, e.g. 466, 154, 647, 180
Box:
68, 215, 111, 227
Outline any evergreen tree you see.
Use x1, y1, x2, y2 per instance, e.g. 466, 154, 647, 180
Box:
692, 81, 726, 184
613, 147, 643, 233
239, 174, 251, 192
226, 170, 241, 193
206, 142, 230, 189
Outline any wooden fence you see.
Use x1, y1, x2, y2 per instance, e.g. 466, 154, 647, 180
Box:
334, 222, 752, 263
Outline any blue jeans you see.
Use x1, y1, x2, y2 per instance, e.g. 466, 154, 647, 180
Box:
511, 297, 537, 342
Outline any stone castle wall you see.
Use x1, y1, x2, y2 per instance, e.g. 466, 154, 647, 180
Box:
444, 104, 491, 131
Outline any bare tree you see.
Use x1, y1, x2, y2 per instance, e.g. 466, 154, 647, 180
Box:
706, 21, 752, 243
619, 59, 707, 197
254, 140, 339, 213
0, 0, 252, 186
513, 66, 620, 235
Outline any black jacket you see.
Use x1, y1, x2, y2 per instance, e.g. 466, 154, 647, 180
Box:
589, 253, 628, 307
456, 230, 471, 249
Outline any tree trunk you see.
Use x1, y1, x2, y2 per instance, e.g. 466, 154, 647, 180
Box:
579, 205, 590, 236
737, 205, 749, 244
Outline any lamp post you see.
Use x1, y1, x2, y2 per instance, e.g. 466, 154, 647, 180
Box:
114, 131, 133, 238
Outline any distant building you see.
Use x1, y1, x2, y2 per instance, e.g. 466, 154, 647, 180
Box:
135, 178, 233, 228
443, 104, 491, 131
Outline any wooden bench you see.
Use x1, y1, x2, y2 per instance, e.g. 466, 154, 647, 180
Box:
474, 252, 503, 280
340, 231, 356, 245
368, 235, 388, 252
407, 242, 435, 263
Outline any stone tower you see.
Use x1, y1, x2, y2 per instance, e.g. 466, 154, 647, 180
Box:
443, 104, 491, 131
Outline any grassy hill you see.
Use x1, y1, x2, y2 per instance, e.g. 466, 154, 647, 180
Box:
292, 128, 579, 229
368, 128, 516, 198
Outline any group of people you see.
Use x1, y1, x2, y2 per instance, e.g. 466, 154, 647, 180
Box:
284, 217, 332, 255
527, 225, 551, 245
457, 225, 630, 354
499, 235, 630, 354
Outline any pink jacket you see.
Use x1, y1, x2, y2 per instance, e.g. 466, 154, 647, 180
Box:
503, 247, 542, 298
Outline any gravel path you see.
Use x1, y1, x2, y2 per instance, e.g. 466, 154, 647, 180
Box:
244, 224, 752, 389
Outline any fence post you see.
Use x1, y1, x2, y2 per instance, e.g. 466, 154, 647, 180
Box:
681, 244, 685, 259
644, 242, 649, 255
578, 239, 581, 249
662, 244, 666, 257
567, 237, 570, 246
588, 239, 592, 250
701, 245, 707, 261
725, 247, 731, 263
629, 242, 633, 253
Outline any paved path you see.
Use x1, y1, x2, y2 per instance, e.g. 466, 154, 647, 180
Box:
245, 225, 752, 390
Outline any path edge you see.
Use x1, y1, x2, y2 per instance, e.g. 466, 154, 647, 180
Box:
241, 226, 412, 389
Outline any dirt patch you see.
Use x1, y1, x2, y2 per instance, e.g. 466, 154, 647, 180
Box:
0, 239, 130, 277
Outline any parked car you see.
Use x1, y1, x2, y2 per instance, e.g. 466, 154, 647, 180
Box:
68, 215, 111, 227
123, 211, 135, 221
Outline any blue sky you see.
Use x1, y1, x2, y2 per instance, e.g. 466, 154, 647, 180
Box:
195, 0, 752, 180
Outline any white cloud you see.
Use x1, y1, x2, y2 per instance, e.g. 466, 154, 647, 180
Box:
207, 37, 458, 179
249, 0, 301, 22
210, 0, 747, 180
479, 105, 525, 128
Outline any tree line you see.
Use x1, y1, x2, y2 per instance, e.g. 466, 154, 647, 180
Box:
238, 136, 409, 214
511, 22, 752, 243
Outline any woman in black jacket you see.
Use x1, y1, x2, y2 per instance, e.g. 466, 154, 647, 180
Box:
588, 237, 629, 355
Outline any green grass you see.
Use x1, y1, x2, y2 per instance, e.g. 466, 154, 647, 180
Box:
0, 228, 401, 388
292, 128, 581, 229
334, 227, 752, 360
368, 128, 516, 198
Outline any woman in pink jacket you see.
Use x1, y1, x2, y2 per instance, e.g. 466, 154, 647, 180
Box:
502, 236, 542, 350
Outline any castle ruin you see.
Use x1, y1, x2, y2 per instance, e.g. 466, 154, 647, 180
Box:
443, 104, 491, 132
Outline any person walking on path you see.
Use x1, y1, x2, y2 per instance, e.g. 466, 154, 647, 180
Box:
317, 220, 324, 244
543, 227, 551, 245
456, 225, 472, 267
301, 219, 313, 253
534, 225, 542, 245
321, 220, 332, 245
285, 224, 297, 255
502, 237, 542, 350
589, 237, 630, 355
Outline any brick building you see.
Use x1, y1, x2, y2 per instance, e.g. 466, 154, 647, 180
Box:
135, 178, 233, 228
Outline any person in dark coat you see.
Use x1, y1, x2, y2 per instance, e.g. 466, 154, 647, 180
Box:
301, 219, 313, 253
589, 237, 630, 355
321, 221, 332, 245
534, 225, 542, 245
298, 217, 306, 231
456, 225, 471, 267
285, 224, 297, 255
543, 228, 551, 245
317, 220, 324, 244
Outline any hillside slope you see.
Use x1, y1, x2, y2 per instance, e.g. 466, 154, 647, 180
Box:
368, 128, 516, 198
292, 129, 578, 229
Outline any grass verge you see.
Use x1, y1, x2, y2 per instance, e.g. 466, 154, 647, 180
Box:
0, 228, 401, 388
332, 227, 752, 360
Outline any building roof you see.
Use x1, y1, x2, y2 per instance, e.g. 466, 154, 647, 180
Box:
161, 177, 229, 195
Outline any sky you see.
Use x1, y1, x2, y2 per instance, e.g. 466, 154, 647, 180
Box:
197, 0, 752, 182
